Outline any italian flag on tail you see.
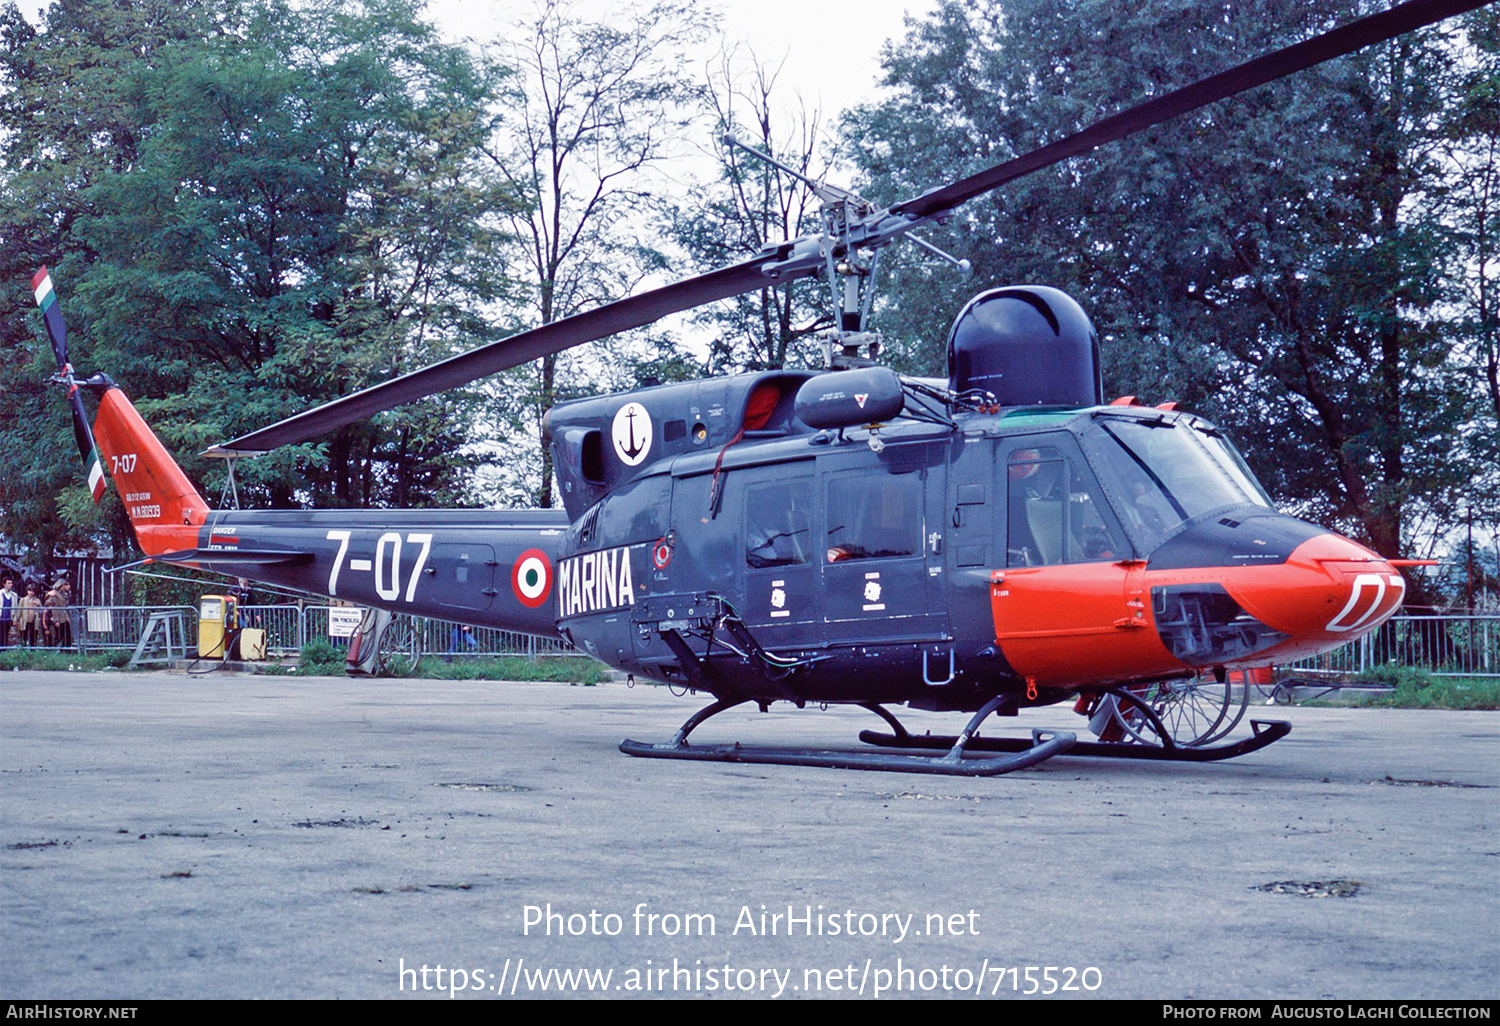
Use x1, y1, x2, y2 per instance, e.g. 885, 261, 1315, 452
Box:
31, 266, 67, 346
32, 266, 108, 504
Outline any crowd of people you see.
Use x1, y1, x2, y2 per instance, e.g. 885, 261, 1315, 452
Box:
0, 575, 76, 649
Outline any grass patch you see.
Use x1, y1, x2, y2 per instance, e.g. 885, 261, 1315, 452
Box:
412, 656, 606, 684
1291, 665, 1499, 710
0, 640, 603, 683
0, 650, 134, 672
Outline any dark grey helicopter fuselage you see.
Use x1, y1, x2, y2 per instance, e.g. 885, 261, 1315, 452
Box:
185, 367, 1353, 714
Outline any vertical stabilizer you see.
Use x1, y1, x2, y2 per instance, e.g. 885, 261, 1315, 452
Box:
91, 386, 209, 556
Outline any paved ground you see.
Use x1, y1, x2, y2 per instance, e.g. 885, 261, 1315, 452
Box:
1, 670, 1495, 1000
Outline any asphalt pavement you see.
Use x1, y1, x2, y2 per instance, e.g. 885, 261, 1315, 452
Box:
1, 669, 1495, 1000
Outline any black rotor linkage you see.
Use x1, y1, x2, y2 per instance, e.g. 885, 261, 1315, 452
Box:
619, 694, 1076, 776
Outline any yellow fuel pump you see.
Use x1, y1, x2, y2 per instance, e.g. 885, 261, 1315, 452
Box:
198, 594, 237, 658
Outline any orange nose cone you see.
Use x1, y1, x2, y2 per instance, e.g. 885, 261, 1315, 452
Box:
1226, 533, 1404, 662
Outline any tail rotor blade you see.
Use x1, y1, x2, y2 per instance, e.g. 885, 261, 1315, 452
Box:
67, 387, 108, 503
31, 266, 70, 371
32, 266, 109, 503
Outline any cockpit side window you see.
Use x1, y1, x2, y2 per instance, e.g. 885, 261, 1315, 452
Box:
1006, 446, 1119, 566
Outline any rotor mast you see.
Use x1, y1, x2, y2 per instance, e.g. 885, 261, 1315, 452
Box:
721, 133, 969, 368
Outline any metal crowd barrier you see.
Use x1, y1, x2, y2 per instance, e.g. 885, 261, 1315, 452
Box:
237, 604, 305, 656
0, 605, 198, 654
0, 604, 574, 661
288, 606, 574, 658
1285, 614, 1499, 678
13, 605, 1489, 676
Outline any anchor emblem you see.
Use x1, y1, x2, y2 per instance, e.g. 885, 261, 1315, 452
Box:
611, 402, 652, 466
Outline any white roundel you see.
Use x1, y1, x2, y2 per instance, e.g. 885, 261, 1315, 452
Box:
611, 401, 652, 466
517, 557, 548, 600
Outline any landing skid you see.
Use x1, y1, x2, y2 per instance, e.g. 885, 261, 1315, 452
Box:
619, 696, 1077, 776
859, 717, 1291, 762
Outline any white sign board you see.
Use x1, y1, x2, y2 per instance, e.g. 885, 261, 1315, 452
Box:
328, 608, 364, 638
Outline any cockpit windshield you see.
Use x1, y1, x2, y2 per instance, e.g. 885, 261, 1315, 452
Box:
1087, 413, 1273, 553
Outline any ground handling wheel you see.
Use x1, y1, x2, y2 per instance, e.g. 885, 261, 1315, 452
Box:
376, 615, 422, 677
1090, 674, 1249, 747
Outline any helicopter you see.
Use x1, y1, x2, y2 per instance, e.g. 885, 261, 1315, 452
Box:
33, 0, 1472, 776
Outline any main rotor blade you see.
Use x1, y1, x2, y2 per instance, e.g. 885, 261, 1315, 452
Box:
211, 254, 808, 455
215, 0, 1487, 456
892, 0, 1492, 222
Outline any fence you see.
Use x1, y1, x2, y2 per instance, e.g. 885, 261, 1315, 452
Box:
7, 606, 1496, 677
0, 552, 124, 608
1284, 615, 1499, 677
2, 605, 198, 653
5, 604, 575, 661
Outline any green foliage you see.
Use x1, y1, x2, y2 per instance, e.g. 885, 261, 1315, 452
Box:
1297, 668, 1499, 709
1388, 677, 1499, 709
287, 642, 603, 681
0, 0, 522, 563
842, 0, 1497, 584
413, 655, 605, 683
124, 569, 236, 608
0, 650, 131, 672
1356, 663, 1441, 690
294, 636, 346, 675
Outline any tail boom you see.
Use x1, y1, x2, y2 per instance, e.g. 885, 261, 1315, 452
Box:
89, 382, 568, 638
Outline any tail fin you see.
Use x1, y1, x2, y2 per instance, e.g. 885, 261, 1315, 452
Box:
90, 384, 209, 556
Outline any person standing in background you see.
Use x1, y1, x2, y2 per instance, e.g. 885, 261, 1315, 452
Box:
0, 578, 15, 648
57, 579, 74, 649
16, 583, 41, 647
45, 580, 72, 649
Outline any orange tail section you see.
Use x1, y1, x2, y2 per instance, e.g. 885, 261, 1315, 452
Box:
90, 386, 209, 556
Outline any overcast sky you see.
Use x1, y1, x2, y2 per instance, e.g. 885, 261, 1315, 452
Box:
16, 0, 935, 118
427, 0, 938, 125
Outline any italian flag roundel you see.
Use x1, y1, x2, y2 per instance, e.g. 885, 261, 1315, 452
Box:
511, 549, 552, 608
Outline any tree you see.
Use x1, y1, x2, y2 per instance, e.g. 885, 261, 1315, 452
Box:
482, 0, 710, 508
0, 0, 520, 561
670, 47, 833, 372
1434, 5, 1500, 577
844, 0, 1492, 592
1, 0, 218, 557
